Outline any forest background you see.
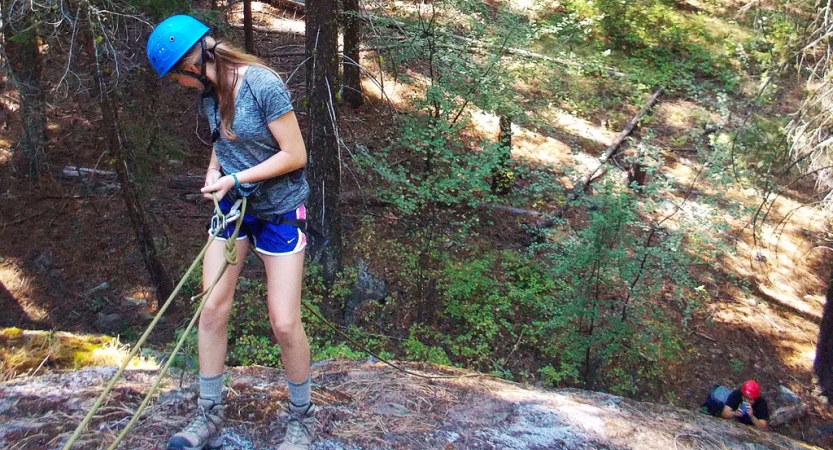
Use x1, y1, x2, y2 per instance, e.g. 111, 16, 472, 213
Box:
3, 0, 833, 447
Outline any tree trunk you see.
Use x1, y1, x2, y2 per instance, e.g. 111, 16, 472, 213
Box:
82, 7, 175, 305
243, 0, 254, 53
815, 262, 833, 400
5, 13, 47, 180
491, 115, 513, 195
342, 0, 364, 107
305, 0, 343, 282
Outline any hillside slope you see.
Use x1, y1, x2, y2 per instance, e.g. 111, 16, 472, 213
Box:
0, 359, 819, 449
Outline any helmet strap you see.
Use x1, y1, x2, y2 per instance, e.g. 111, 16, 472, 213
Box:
198, 37, 216, 100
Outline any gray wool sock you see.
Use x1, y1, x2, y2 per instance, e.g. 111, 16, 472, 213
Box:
199, 373, 224, 405
287, 376, 311, 407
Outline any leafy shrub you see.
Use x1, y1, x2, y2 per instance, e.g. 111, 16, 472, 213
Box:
439, 250, 553, 367
528, 184, 705, 395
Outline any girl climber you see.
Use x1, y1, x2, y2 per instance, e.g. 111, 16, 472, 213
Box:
147, 14, 315, 450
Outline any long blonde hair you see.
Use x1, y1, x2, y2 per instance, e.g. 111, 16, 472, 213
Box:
174, 35, 282, 140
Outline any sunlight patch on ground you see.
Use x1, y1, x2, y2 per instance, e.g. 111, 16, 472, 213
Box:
710, 293, 817, 367
0, 330, 158, 379
0, 263, 47, 321
87, 339, 159, 370
697, 196, 825, 376
507, 126, 573, 166
467, 108, 613, 182
468, 109, 577, 171
656, 141, 828, 378
699, 15, 752, 39
489, 384, 607, 435
0, 91, 18, 114
702, 293, 818, 374
724, 192, 829, 322
662, 159, 699, 184
226, 3, 305, 35
776, 338, 819, 373
389, 1, 438, 19
550, 110, 616, 147
661, 157, 828, 321
655, 100, 713, 131
507, 0, 536, 11
468, 109, 500, 136
0, 146, 10, 164
361, 69, 428, 111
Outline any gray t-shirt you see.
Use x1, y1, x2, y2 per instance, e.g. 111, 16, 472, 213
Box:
202, 66, 309, 221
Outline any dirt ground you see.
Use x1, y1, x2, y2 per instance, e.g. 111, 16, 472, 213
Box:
1, 2, 833, 449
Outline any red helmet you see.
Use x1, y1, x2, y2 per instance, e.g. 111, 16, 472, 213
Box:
741, 380, 760, 399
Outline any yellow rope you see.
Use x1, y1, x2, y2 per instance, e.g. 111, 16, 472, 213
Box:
61, 196, 246, 450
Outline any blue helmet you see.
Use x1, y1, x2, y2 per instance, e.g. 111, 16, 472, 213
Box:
146, 15, 209, 77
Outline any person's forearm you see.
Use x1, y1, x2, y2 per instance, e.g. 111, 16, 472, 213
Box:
208, 151, 221, 173
751, 416, 767, 430
232, 150, 304, 185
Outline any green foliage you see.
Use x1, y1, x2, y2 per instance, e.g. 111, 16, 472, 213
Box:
166, 327, 199, 373
356, 180, 708, 395
210, 261, 387, 367
351, 1, 717, 397
402, 325, 452, 365
736, 9, 800, 74
528, 184, 704, 394
225, 278, 281, 366
356, 114, 499, 216
730, 358, 745, 374
543, 0, 743, 95
439, 251, 552, 367
356, 1, 529, 247
301, 263, 396, 362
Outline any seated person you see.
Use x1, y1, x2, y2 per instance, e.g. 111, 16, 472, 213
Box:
720, 380, 770, 430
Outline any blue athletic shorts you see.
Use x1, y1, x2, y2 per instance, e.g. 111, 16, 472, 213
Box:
209, 198, 307, 256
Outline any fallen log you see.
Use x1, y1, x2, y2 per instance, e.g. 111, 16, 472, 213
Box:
228, 19, 305, 35
59, 166, 117, 179
168, 173, 206, 190
57, 166, 120, 193
560, 87, 664, 209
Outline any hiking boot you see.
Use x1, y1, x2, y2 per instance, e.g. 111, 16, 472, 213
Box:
277, 403, 318, 450
167, 398, 225, 450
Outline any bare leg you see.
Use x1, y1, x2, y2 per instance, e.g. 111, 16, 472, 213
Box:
263, 249, 309, 383
198, 237, 249, 376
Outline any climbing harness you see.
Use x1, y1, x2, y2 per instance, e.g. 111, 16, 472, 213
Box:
272, 214, 329, 248
215, 192, 329, 248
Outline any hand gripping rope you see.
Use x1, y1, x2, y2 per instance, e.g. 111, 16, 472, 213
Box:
61, 195, 246, 450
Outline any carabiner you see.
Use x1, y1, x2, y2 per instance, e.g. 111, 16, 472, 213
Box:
210, 198, 243, 234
